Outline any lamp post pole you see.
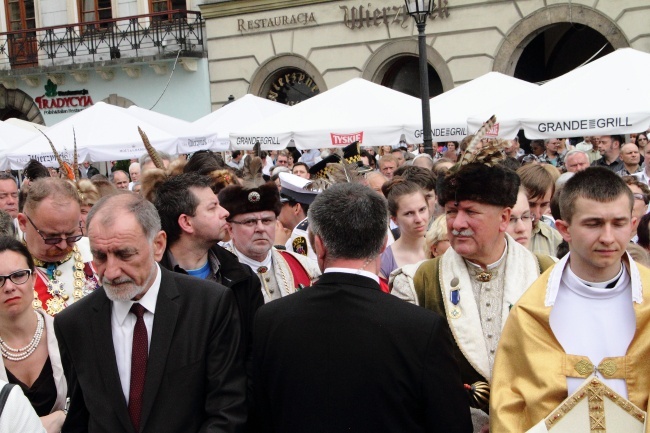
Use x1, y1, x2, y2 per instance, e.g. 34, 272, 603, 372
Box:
405, 1, 434, 158
416, 21, 434, 157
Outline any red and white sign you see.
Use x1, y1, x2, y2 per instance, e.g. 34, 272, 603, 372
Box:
485, 123, 500, 137
330, 131, 363, 145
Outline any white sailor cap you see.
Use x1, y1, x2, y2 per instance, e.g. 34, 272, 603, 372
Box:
279, 172, 319, 205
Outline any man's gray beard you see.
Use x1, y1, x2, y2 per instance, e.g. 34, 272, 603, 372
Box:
103, 278, 145, 302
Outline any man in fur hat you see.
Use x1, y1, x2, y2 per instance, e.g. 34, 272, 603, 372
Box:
391, 160, 555, 432
219, 181, 320, 303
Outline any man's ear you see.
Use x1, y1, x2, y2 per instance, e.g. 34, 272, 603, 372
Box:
313, 234, 326, 259
177, 214, 193, 234
152, 230, 167, 261
17, 213, 27, 233
555, 219, 571, 243
498, 207, 512, 233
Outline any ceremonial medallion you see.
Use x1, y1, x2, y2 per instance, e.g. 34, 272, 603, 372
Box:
476, 271, 492, 282
46, 297, 66, 315
449, 306, 462, 319
449, 280, 461, 319
248, 191, 261, 202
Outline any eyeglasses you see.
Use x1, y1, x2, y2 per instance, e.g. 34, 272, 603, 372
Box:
228, 216, 276, 228
509, 214, 534, 225
0, 269, 32, 288
25, 214, 83, 245
633, 193, 649, 205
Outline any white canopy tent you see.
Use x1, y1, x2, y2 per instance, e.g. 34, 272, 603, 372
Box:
467, 48, 650, 139
0, 120, 40, 154
193, 94, 287, 151
0, 102, 180, 170
229, 78, 424, 150
126, 106, 220, 153
4, 118, 48, 131
429, 72, 538, 141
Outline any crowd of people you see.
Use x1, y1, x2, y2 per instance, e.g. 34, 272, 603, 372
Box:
0, 130, 648, 433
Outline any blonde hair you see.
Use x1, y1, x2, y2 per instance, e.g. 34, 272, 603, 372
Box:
424, 215, 447, 259
76, 179, 100, 207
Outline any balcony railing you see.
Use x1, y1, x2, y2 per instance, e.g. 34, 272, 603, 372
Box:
0, 10, 204, 69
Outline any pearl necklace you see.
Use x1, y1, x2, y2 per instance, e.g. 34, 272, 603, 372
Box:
0, 311, 44, 362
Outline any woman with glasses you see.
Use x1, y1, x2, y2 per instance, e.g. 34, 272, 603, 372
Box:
506, 188, 534, 249
0, 236, 67, 433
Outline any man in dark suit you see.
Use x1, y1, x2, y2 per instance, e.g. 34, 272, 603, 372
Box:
54, 193, 246, 433
252, 182, 472, 433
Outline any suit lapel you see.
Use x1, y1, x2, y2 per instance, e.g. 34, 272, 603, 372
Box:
91, 292, 134, 433
139, 271, 179, 430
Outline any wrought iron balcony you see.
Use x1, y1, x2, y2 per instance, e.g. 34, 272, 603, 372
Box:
0, 10, 204, 70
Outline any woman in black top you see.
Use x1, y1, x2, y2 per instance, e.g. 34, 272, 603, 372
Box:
0, 237, 66, 433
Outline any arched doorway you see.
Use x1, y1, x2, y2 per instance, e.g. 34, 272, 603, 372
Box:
249, 55, 327, 106
515, 23, 614, 83
0, 85, 45, 124
380, 55, 443, 98
493, 4, 628, 79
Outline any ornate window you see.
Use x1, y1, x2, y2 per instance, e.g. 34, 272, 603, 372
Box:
149, 0, 187, 21
77, 0, 113, 27
4, 0, 37, 66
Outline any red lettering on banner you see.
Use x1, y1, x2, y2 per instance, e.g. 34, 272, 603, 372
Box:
330, 132, 363, 145
35, 96, 94, 110
485, 123, 500, 136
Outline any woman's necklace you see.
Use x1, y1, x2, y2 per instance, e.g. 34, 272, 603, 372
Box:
0, 311, 44, 362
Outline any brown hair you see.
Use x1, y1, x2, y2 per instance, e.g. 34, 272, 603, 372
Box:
23, 177, 81, 214
517, 164, 555, 200
382, 178, 425, 217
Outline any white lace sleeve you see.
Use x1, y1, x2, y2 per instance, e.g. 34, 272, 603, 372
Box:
388, 261, 426, 306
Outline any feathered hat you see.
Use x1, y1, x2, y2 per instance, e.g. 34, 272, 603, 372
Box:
437, 116, 519, 208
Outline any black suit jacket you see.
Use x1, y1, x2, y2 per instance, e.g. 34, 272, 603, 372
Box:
54, 267, 247, 433
252, 272, 472, 433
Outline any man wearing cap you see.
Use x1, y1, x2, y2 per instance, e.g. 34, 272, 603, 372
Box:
219, 182, 320, 303
277, 172, 319, 265
391, 161, 555, 432
154, 172, 263, 378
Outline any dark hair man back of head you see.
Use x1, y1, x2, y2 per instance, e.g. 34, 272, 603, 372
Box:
308, 183, 387, 262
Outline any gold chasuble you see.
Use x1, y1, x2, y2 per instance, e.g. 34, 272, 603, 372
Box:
490, 259, 650, 433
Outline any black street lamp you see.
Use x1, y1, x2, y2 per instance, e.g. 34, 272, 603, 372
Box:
404, 0, 435, 157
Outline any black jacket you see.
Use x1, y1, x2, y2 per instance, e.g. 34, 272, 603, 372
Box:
55, 268, 247, 433
252, 272, 472, 433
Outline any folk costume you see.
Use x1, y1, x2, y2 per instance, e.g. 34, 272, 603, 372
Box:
31, 237, 99, 316
391, 125, 556, 432
223, 242, 319, 303
219, 178, 320, 304
27, 132, 99, 316
490, 253, 650, 432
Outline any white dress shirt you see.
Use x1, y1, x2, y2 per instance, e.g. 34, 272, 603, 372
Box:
111, 264, 162, 404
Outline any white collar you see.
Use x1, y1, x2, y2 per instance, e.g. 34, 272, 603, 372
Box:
324, 267, 379, 284
231, 245, 272, 272
545, 252, 643, 306
112, 264, 161, 326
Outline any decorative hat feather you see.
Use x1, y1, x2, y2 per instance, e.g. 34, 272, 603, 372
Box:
37, 129, 75, 180
138, 126, 165, 170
